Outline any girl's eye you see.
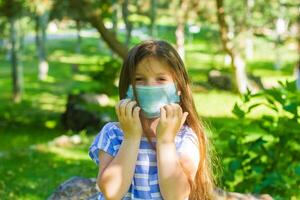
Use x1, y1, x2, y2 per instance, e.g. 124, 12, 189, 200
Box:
135, 78, 143, 81
157, 77, 167, 81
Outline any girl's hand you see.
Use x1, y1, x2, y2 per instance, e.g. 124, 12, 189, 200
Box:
156, 103, 188, 143
115, 99, 143, 140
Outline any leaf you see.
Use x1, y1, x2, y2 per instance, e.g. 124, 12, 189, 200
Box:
242, 88, 252, 103
285, 80, 297, 92
232, 103, 245, 118
228, 137, 238, 152
266, 89, 285, 105
283, 103, 298, 116
247, 103, 261, 113
295, 165, 300, 176
264, 103, 278, 112
229, 159, 241, 172
266, 96, 275, 105
252, 165, 264, 174
249, 137, 266, 151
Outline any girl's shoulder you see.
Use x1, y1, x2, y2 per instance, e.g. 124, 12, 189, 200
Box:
176, 124, 199, 146
99, 121, 123, 137
177, 124, 196, 137
89, 122, 123, 164
101, 121, 120, 129
100, 121, 121, 131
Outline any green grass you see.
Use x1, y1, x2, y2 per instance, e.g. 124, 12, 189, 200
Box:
0, 142, 97, 200
0, 25, 298, 199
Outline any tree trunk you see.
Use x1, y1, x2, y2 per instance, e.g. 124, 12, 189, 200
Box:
176, 22, 185, 61
149, 0, 157, 38
245, 32, 254, 60
216, 0, 248, 94
296, 65, 300, 90
122, 0, 132, 47
175, 0, 189, 61
9, 17, 22, 103
76, 19, 81, 54
111, 0, 118, 36
296, 14, 300, 90
36, 13, 49, 81
35, 15, 40, 56
87, 11, 128, 60
68, 1, 128, 60
245, 0, 254, 60
274, 30, 282, 70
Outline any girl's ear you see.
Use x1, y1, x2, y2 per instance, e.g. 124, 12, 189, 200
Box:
177, 91, 181, 96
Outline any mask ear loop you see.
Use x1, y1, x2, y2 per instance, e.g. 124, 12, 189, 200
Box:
175, 82, 182, 104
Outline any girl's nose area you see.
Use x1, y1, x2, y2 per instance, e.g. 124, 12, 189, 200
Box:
145, 79, 158, 86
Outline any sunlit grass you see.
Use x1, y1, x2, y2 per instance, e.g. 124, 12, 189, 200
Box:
194, 90, 239, 117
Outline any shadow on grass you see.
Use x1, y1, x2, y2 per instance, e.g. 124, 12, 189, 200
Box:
0, 145, 97, 200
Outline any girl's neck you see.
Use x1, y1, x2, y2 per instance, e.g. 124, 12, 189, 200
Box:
140, 116, 160, 138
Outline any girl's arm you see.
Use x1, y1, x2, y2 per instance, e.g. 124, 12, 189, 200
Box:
97, 99, 143, 200
157, 141, 199, 200
97, 137, 141, 200
156, 104, 199, 200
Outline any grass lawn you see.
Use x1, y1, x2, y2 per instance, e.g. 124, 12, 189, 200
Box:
0, 26, 298, 199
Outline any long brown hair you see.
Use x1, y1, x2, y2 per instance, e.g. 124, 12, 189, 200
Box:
118, 40, 214, 200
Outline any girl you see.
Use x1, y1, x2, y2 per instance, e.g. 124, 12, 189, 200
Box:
89, 40, 214, 200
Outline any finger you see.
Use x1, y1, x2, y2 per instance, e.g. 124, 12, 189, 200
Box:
115, 99, 125, 117
181, 112, 189, 127
160, 107, 166, 121
119, 99, 131, 117
164, 105, 173, 118
170, 103, 180, 118
172, 103, 182, 118
133, 106, 141, 119
125, 101, 137, 117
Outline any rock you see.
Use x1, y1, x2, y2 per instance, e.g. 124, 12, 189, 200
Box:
208, 70, 265, 92
51, 134, 83, 147
61, 94, 113, 132
208, 70, 232, 90
247, 73, 265, 91
70, 135, 82, 145
81, 93, 110, 107
52, 135, 73, 147
48, 177, 99, 200
214, 188, 273, 200
49, 177, 273, 200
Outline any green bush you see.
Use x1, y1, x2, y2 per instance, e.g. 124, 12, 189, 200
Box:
219, 80, 300, 199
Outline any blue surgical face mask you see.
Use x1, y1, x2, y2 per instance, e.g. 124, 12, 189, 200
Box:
126, 83, 180, 118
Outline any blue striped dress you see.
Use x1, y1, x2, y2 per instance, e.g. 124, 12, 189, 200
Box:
89, 122, 199, 200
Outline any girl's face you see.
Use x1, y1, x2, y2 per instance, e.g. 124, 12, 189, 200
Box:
135, 57, 174, 86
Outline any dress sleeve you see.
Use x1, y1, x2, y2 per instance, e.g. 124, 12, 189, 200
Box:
88, 122, 120, 165
177, 126, 199, 156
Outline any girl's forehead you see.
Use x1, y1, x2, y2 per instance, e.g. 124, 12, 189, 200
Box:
135, 57, 172, 75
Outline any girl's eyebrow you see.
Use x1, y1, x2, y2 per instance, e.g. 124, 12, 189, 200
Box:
156, 73, 168, 76
135, 72, 168, 76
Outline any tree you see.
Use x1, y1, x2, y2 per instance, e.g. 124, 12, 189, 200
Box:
0, 0, 25, 102
171, 0, 200, 61
149, 0, 157, 38
295, 4, 300, 90
68, 0, 128, 60
121, 0, 132, 47
50, 0, 84, 54
216, 0, 248, 94
28, 0, 53, 80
